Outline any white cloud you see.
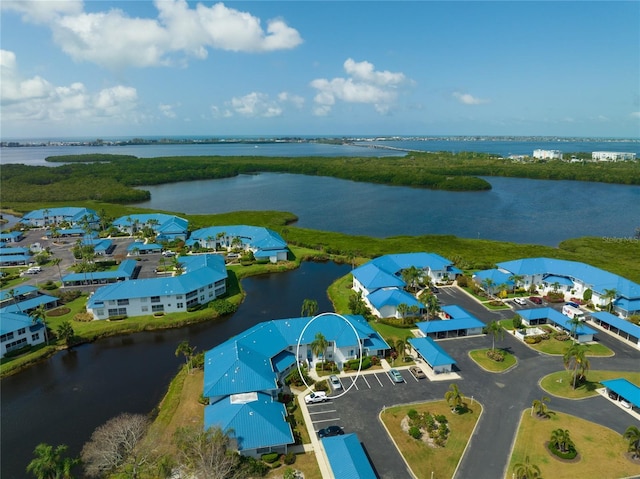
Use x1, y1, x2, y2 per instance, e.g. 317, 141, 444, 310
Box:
1, 49, 138, 124
629, 111, 640, 119
159, 103, 178, 118
278, 92, 305, 109
453, 92, 489, 105
310, 58, 408, 115
213, 91, 304, 118
4, 0, 302, 69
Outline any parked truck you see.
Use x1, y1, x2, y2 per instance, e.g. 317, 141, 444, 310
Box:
562, 304, 585, 321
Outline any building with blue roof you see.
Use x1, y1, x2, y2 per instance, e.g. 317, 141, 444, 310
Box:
0, 231, 24, 244
126, 242, 162, 255
86, 254, 227, 320
0, 245, 32, 266
82, 237, 114, 255
591, 312, 640, 350
62, 259, 138, 286
323, 433, 377, 479
187, 225, 289, 263
0, 284, 58, 315
601, 378, 640, 410
0, 311, 46, 357
203, 314, 389, 456
352, 252, 460, 318
21, 207, 99, 228
484, 257, 640, 318
518, 307, 596, 343
415, 305, 484, 339
408, 337, 457, 373
204, 392, 294, 455
112, 214, 188, 241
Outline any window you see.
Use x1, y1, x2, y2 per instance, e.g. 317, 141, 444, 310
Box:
140, 297, 148, 303
96, 309, 104, 316
31, 333, 40, 341
176, 295, 183, 299
108, 308, 119, 316
141, 306, 148, 312
108, 300, 116, 305
117, 299, 129, 306
199, 288, 204, 293
176, 303, 183, 309
17, 328, 26, 335
152, 304, 164, 312
150, 296, 161, 303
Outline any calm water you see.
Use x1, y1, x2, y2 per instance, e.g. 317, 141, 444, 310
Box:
0, 261, 349, 479
133, 173, 640, 246
1, 138, 638, 166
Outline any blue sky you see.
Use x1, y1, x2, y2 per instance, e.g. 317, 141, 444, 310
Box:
1, 0, 639, 139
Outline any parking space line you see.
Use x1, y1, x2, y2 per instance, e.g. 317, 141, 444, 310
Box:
313, 417, 341, 425
362, 374, 371, 389
309, 410, 337, 415
374, 373, 384, 387
349, 376, 359, 391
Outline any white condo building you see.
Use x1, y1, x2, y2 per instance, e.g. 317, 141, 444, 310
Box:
533, 149, 563, 160
591, 151, 636, 162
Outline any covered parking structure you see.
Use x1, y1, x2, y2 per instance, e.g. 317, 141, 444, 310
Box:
518, 307, 597, 343
416, 305, 484, 339
601, 378, 640, 411
591, 311, 640, 350
322, 433, 377, 479
408, 336, 456, 374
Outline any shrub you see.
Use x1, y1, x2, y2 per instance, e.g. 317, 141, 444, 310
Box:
74, 312, 94, 322
408, 426, 422, 440
548, 442, 578, 460
486, 349, 505, 361
241, 456, 269, 476
41, 280, 58, 291
456, 275, 470, 287
524, 336, 542, 344
283, 452, 296, 465
407, 409, 419, 421
209, 298, 237, 315
261, 452, 280, 464
371, 355, 380, 365
47, 307, 71, 317
554, 333, 570, 341
314, 380, 329, 392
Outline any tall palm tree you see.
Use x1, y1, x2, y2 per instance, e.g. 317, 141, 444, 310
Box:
418, 290, 440, 320
512, 455, 541, 479
310, 332, 329, 370
51, 258, 63, 284
623, 425, 640, 459
444, 383, 464, 412
486, 320, 504, 352
26, 443, 79, 479
8, 288, 22, 313
301, 298, 319, 317
603, 288, 618, 313
567, 315, 584, 339
29, 304, 49, 345
550, 428, 573, 453
396, 303, 409, 321
509, 274, 525, 293
532, 396, 550, 418
482, 278, 496, 299
401, 266, 421, 292
175, 340, 196, 374
395, 336, 412, 361
563, 343, 590, 389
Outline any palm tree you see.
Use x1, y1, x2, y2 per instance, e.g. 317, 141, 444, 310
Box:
395, 336, 412, 362
623, 425, 640, 459
26, 443, 79, 479
512, 455, 542, 479
396, 303, 409, 322
401, 266, 421, 292
8, 288, 22, 313
175, 340, 196, 374
531, 395, 550, 418
481, 278, 496, 299
509, 274, 525, 293
57, 321, 75, 349
444, 383, 464, 412
567, 315, 584, 339
550, 428, 574, 453
51, 257, 63, 284
486, 320, 504, 352
301, 298, 319, 317
29, 304, 49, 345
563, 343, 590, 389
418, 290, 440, 320
603, 288, 618, 313
310, 332, 329, 370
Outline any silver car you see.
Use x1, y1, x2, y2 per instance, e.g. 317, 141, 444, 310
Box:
329, 375, 342, 390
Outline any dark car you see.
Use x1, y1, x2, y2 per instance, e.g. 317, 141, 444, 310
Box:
608, 390, 619, 400
318, 425, 344, 438
529, 296, 543, 305
430, 286, 440, 294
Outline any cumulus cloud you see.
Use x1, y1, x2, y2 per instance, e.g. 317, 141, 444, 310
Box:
1, 49, 138, 124
1, 0, 83, 24
310, 58, 408, 116
213, 91, 303, 118
453, 92, 489, 105
630, 111, 640, 119
159, 103, 178, 118
3, 0, 302, 69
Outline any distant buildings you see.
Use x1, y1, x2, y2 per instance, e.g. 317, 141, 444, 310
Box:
592, 151, 636, 162
20, 207, 99, 229
533, 149, 563, 160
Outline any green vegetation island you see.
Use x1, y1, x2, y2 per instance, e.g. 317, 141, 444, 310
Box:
2, 152, 639, 203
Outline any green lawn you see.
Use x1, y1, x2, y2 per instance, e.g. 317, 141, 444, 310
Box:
506, 410, 640, 479
468, 349, 517, 372
539, 370, 640, 399
380, 400, 482, 479
527, 338, 613, 356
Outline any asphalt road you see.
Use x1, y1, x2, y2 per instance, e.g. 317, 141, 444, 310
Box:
310, 287, 640, 479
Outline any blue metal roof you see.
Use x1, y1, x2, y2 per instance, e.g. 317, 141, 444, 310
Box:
1, 285, 38, 301
0, 247, 30, 255
189, 225, 287, 252
127, 242, 161, 251
0, 294, 58, 314
0, 311, 42, 335
323, 433, 377, 479
113, 213, 188, 232
518, 308, 596, 336
366, 288, 422, 311
601, 378, 640, 408
65, 259, 138, 284
272, 350, 296, 373
204, 392, 294, 451
497, 257, 640, 301
22, 207, 98, 223
0, 254, 31, 264
473, 269, 514, 287
409, 337, 456, 367
352, 263, 405, 291
417, 317, 484, 334
591, 311, 640, 338
543, 275, 574, 286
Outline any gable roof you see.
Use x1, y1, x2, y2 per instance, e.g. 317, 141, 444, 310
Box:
22, 207, 98, 223
365, 288, 422, 312
408, 337, 456, 367
518, 308, 596, 336
323, 434, 377, 479
204, 392, 294, 451
601, 378, 640, 408
188, 225, 287, 252
591, 311, 640, 338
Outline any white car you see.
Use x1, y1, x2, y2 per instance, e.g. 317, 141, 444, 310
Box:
304, 391, 328, 404
513, 297, 526, 305
619, 398, 632, 409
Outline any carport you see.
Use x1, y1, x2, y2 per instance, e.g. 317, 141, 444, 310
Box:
322, 433, 377, 479
408, 337, 456, 374
591, 311, 640, 349
601, 378, 640, 409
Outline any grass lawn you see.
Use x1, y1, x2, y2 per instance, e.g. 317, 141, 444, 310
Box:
468, 349, 517, 372
370, 320, 417, 348
327, 272, 355, 314
540, 370, 640, 399
506, 410, 640, 479
528, 338, 613, 356
380, 400, 482, 479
